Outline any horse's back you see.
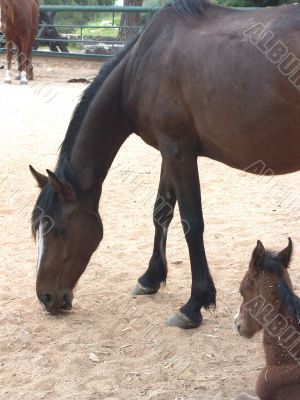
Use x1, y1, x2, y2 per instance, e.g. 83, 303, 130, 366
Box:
124, 2, 300, 174
2, 0, 39, 36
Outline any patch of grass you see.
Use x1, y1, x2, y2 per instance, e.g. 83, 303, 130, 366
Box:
73, 13, 121, 38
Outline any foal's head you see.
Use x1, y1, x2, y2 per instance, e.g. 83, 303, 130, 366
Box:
235, 238, 293, 338
30, 163, 103, 314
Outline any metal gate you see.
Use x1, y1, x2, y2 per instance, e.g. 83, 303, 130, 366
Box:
0, 5, 160, 60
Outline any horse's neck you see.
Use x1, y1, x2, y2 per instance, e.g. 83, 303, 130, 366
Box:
70, 60, 130, 191
263, 305, 300, 366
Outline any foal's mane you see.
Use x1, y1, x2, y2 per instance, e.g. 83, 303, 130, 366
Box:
32, 36, 140, 235
264, 252, 300, 323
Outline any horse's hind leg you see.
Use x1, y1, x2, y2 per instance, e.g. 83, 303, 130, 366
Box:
162, 150, 216, 329
14, 38, 22, 80
132, 160, 176, 295
4, 39, 13, 83
18, 37, 32, 85
17, 41, 28, 85
25, 33, 35, 81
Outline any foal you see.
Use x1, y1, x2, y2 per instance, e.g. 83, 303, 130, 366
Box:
235, 239, 300, 400
0, 0, 39, 84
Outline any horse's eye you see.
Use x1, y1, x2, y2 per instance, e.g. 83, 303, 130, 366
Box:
58, 226, 67, 235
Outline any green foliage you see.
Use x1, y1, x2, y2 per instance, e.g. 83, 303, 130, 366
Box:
73, 14, 121, 37
214, 0, 247, 6
143, 0, 168, 6
215, 0, 298, 6
40, 0, 113, 5
40, 0, 115, 28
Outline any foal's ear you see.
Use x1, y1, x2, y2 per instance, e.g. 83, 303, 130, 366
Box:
252, 240, 265, 271
29, 165, 48, 189
277, 237, 293, 268
46, 169, 76, 203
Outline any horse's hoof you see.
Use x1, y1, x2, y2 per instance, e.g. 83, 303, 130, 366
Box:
20, 80, 28, 85
4, 79, 12, 84
131, 282, 159, 296
165, 311, 202, 329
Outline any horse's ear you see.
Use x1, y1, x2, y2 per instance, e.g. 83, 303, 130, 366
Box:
277, 238, 293, 269
29, 165, 48, 189
46, 169, 76, 203
252, 240, 265, 271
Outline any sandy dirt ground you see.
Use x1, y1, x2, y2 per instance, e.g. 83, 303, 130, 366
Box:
1, 55, 300, 400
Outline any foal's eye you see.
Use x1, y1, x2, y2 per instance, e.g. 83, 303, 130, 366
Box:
58, 226, 67, 235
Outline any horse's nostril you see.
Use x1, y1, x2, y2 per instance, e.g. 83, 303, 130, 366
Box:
61, 292, 72, 310
38, 292, 53, 307
62, 293, 68, 307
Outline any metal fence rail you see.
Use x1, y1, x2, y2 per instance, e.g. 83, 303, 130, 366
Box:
0, 5, 160, 60
40, 5, 160, 12
0, 5, 258, 60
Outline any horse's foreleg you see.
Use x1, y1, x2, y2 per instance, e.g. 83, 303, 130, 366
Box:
163, 153, 216, 329
132, 160, 176, 295
18, 39, 30, 85
5, 40, 13, 84
17, 48, 27, 85
14, 38, 22, 80
25, 34, 34, 81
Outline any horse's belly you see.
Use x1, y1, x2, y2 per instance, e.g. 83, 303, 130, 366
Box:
202, 145, 300, 175
199, 120, 300, 175
188, 69, 300, 175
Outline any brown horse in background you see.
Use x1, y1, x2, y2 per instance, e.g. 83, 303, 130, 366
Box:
0, 0, 39, 84
235, 239, 300, 400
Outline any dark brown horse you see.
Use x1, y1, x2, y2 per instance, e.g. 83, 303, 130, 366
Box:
30, 0, 300, 329
235, 239, 300, 400
0, 0, 39, 84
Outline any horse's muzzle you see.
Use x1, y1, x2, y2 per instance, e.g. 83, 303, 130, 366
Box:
37, 290, 73, 314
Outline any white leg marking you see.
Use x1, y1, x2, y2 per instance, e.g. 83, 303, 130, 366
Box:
5, 69, 12, 83
37, 224, 45, 272
20, 70, 28, 85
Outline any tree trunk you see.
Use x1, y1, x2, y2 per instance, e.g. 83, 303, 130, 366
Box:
118, 0, 143, 42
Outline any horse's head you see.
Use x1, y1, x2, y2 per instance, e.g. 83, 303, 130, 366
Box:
30, 164, 103, 314
234, 238, 293, 338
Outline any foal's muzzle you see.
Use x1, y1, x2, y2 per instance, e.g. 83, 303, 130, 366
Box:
37, 290, 73, 313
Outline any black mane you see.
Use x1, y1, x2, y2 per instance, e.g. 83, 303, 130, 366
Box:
32, 36, 140, 236
265, 251, 284, 275
279, 280, 300, 323
265, 252, 300, 323
58, 35, 140, 165
172, 0, 212, 17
